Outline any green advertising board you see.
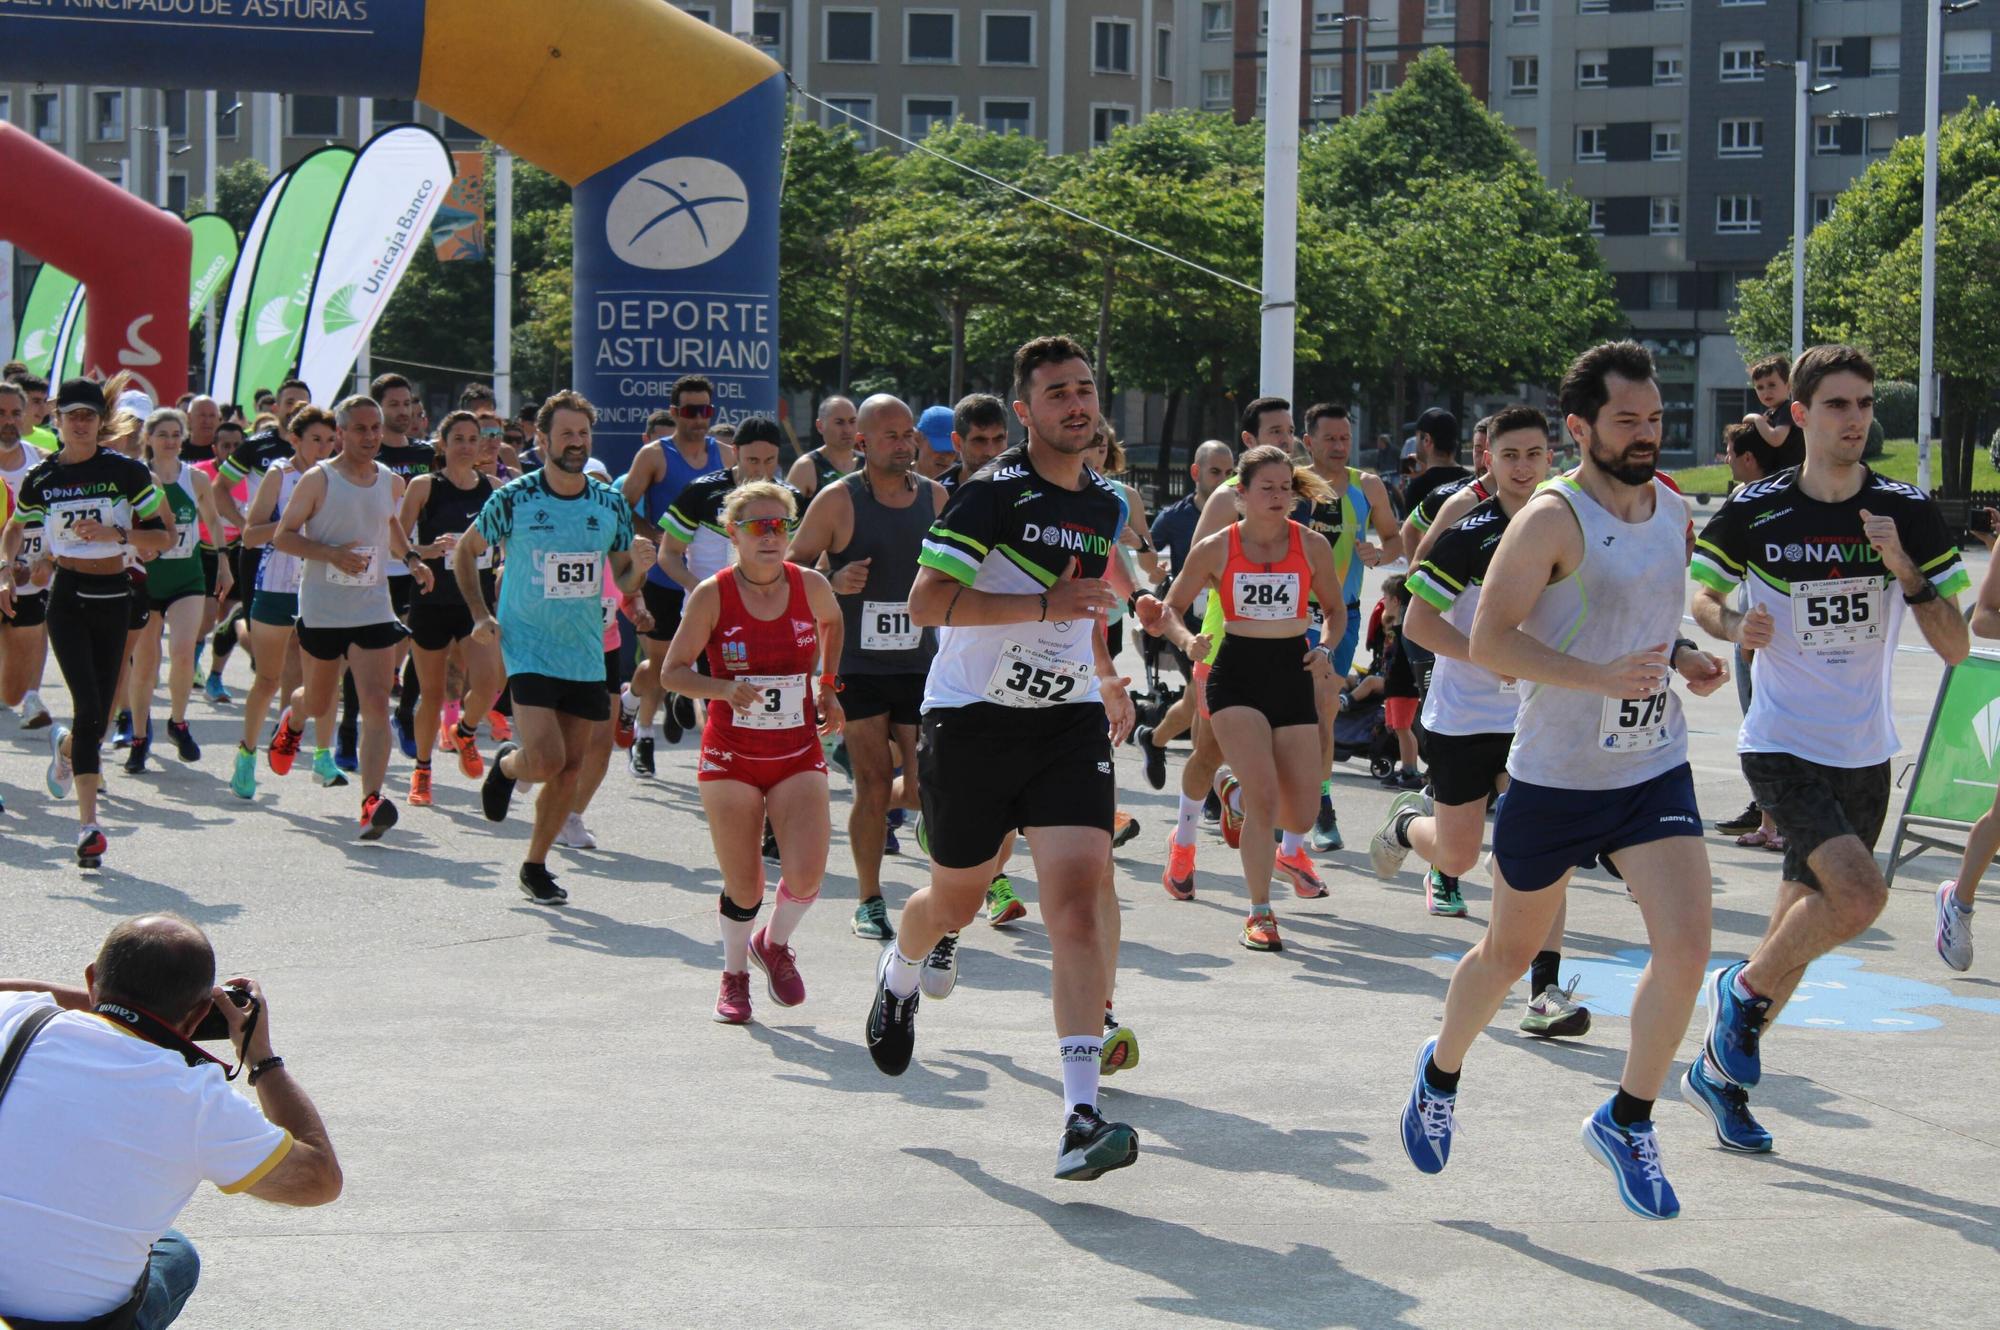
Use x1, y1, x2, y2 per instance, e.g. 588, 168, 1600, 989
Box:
1887, 654, 2000, 882
12, 265, 78, 375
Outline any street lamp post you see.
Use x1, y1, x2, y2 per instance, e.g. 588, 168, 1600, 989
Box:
1260, 0, 1302, 403
1761, 57, 1837, 358
1918, 0, 1981, 492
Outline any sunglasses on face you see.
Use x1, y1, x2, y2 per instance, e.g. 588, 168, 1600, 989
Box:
674, 403, 716, 420
733, 517, 788, 539
479, 426, 504, 437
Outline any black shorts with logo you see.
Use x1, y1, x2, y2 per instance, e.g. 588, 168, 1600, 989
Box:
297, 619, 409, 661
408, 603, 476, 652
512, 670, 611, 722
1426, 730, 1513, 807
641, 579, 685, 643
841, 672, 925, 726
918, 701, 1114, 870
1741, 751, 1891, 891
7, 590, 48, 629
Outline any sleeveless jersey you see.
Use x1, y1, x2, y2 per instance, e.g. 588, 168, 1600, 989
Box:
415, 471, 494, 607
830, 470, 937, 675
299, 461, 398, 629
146, 464, 206, 601
256, 464, 310, 594
804, 446, 856, 491
643, 436, 725, 588
1508, 474, 1691, 790
473, 471, 635, 682
1408, 495, 1519, 736
1220, 521, 1312, 626
702, 562, 821, 758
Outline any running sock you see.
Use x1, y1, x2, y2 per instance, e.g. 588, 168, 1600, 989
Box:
1530, 950, 1561, 997
1423, 1055, 1460, 1096
883, 945, 925, 999
1731, 969, 1761, 1003
1174, 794, 1202, 847
1059, 1034, 1103, 1117
1103, 999, 1118, 1030
455, 720, 479, 744
414, 759, 431, 771
1392, 809, 1420, 848
237, 742, 254, 756
767, 879, 816, 946
1279, 830, 1306, 857
1610, 1089, 1654, 1127
1320, 779, 1331, 797
718, 893, 761, 973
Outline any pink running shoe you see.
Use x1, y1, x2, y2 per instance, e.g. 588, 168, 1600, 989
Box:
714, 971, 752, 1024
749, 928, 806, 1007
1276, 847, 1328, 898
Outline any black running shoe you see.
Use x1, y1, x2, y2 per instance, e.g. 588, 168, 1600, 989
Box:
123, 736, 149, 775
166, 719, 200, 763
519, 861, 569, 905
1202, 789, 1221, 825
1055, 1105, 1140, 1181
1136, 725, 1167, 791
1715, 800, 1761, 836
483, 741, 519, 822
660, 706, 682, 746
865, 946, 920, 1076
629, 734, 656, 778
674, 692, 697, 732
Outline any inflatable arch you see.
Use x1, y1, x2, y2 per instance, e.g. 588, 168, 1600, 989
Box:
0, 124, 192, 406
0, 0, 784, 473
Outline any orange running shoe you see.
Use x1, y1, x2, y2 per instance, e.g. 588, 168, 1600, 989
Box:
1162, 840, 1196, 900
1241, 910, 1282, 952
455, 729, 485, 780
437, 721, 459, 753
1218, 774, 1244, 849
488, 710, 511, 742
409, 766, 433, 807
267, 706, 302, 776
1275, 847, 1328, 898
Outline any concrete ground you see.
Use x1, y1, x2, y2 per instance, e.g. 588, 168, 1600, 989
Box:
5, 551, 1999, 1329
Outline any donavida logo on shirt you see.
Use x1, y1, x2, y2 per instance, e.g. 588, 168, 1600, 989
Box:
606, 158, 750, 271
1020, 523, 1111, 556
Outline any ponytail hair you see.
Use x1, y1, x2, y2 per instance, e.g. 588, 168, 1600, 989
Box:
1236, 443, 1334, 506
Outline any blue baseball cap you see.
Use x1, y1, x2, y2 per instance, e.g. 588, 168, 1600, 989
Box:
916, 405, 956, 452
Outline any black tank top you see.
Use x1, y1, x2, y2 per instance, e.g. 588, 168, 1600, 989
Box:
416, 471, 493, 605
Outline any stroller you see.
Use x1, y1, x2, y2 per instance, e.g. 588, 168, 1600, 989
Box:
1330, 691, 1398, 780
1129, 595, 1183, 729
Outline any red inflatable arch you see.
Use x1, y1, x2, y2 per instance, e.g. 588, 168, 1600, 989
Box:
0, 122, 191, 403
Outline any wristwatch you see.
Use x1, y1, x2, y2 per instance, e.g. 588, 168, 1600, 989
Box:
1904, 581, 1939, 606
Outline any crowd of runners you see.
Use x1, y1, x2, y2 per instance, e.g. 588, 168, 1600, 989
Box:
2, 331, 1991, 1212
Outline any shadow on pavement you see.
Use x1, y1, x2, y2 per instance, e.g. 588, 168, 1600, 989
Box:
1766, 1158, 2000, 1254
49, 866, 244, 925
746, 1024, 992, 1110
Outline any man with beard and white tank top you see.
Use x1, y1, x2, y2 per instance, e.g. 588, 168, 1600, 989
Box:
0, 380, 53, 729
1396, 342, 1730, 1222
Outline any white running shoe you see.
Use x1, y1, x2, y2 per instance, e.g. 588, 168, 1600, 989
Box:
18, 691, 51, 730
555, 813, 598, 850
1370, 790, 1429, 880
46, 724, 73, 799
920, 932, 959, 1000
1937, 880, 1974, 972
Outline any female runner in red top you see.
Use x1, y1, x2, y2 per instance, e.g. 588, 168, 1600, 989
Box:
663, 481, 845, 1025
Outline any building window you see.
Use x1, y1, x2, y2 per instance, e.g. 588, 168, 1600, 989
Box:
376, 97, 415, 123
1718, 117, 1763, 158
681, 5, 714, 24
288, 95, 340, 138
1650, 196, 1681, 235
1872, 36, 1901, 76
1813, 117, 1841, 155
1425, 0, 1456, 21
1654, 0, 1684, 10
824, 9, 877, 63
1653, 47, 1683, 86
905, 11, 956, 63
92, 89, 123, 142
1512, 0, 1540, 21
1314, 0, 1342, 31
1203, 71, 1232, 108
983, 99, 1033, 136
1579, 0, 1608, 13
1720, 42, 1764, 82
1813, 193, 1838, 225
1945, 30, 1992, 74
167, 172, 189, 215
163, 90, 188, 140
1311, 63, 1341, 101
1509, 55, 1540, 94
1576, 125, 1606, 161
1868, 116, 1898, 154
1718, 0, 1763, 5
1156, 25, 1173, 77
1203, 1, 1233, 39
1815, 39, 1842, 76
1588, 201, 1606, 234
905, 97, 955, 139
1367, 60, 1396, 100
0, 93, 9, 129
1652, 123, 1681, 161
1093, 19, 1135, 74
983, 13, 1034, 65
753, 8, 785, 60
1257, 67, 1268, 109
1649, 273, 1680, 308
1578, 50, 1609, 88
1259, 6, 1268, 34
824, 96, 875, 147
441, 116, 481, 141
31, 92, 58, 143
1091, 104, 1133, 147
1716, 194, 1762, 235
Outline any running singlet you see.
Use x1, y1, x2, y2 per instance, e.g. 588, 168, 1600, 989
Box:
377, 442, 436, 584
829, 470, 937, 675
15, 450, 164, 560
917, 444, 1126, 711
1219, 521, 1312, 625
415, 472, 494, 606
473, 471, 635, 682
1691, 466, 1967, 768
663, 471, 803, 585
643, 437, 725, 588
146, 465, 206, 602
702, 562, 821, 756
1507, 474, 1691, 790
255, 465, 310, 593
1408, 496, 1519, 737
803, 447, 854, 491
1194, 475, 1322, 663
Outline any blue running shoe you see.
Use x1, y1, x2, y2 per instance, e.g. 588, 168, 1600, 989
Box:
334, 733, 359, 773
1399, 1037, 1457, 1175
390, 712, 417, 760
1680, 1054, 1772, 1153
1704, 962, 1769, 1088
204, 671, 231, 705
1580, 1099, 1680, 1219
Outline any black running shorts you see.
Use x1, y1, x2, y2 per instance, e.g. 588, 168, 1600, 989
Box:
1741, 750, 1891, 891
297, 619, 409, 661
918, 701, 1114, 870
512, 671, 611, 722
641, 579, 685, 643
840, 672, 925, 727
1425, 730, 1513, 808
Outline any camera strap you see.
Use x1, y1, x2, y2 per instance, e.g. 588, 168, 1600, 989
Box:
91, 1001, 241, 1079
0, 1005, 61, 1118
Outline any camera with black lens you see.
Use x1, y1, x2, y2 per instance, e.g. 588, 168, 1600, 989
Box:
191, 981, 256, 1042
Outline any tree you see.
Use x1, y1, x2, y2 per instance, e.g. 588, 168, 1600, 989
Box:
776, 120, 894, 395
192, 159, 271, 232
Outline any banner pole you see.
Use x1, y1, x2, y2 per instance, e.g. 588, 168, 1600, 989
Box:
355, 97, 374, 397
494, 147, 513, 412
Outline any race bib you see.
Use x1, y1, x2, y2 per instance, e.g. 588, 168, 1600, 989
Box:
169, 522, 199, 559
736, 673, 806, 730
1792, 576, 1884, 650
603, 597, 621, 633
541, 551, 599, 599
325, 546, 381, 586
1599, 692, 1672, 753
1232, 571, 1300, 621
18, 527, 43, 562
983, 640, 1092, 708
861, 600, 920, 651
50, 500, 107, 545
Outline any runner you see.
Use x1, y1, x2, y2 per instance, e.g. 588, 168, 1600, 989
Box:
785, 395, 861, 501
1945, 524, 2000, 969
368, 374, 438, 764
396, 410, 503, 808
125, 409, 231, 770
914, 405, 960, 482
230, 407, 343, 800
0, 379, 53, 729
1150, 446, 1345, 952
194, 417, 251, 703
461, 390, 653, 905
662, 480, 844, 1023
1397, 341, 1728, 1220
0, 379, 176, 867
786, 396, 945, 942
658, 419, 795, 597
938, 393, 1012, 492
1689, 343, 1969, 1151
620, 375, 728, 772
864, 335, 1141, 1183
267, 395, 431, 840
1133, 440, 1234, 791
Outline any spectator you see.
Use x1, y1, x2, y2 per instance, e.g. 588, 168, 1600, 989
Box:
914, 405, 959, 480
0, 915, 341, 1329
1374, 575, 1424, 790
1743, 354, 1806, 461
1399, 407, 1468, 514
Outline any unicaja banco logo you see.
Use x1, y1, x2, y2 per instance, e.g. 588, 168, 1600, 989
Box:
1973, 698, 2000, 766
606, 157, 749, 270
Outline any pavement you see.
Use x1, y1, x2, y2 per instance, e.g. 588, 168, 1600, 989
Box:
5, 551, 2000, 1330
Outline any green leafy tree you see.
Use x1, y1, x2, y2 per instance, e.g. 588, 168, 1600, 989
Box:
192, 158, 271, 232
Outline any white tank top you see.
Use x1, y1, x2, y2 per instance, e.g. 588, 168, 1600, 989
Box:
0, 443, 46, 591
1507, 473, 1691, 790
256, 463, 309, 594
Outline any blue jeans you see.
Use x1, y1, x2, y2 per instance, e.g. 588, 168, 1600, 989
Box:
136, 1230, 200, 1330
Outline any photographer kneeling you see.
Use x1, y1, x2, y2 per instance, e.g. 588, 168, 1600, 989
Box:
0, 914, 341, 1329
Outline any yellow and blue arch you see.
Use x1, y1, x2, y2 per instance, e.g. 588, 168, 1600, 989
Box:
1, 0, 783, 471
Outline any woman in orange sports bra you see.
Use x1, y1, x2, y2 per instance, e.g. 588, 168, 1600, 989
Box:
1146, 445, 1346, 953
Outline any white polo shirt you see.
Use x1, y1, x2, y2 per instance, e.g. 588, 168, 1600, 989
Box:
0, 991, 292, 1322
